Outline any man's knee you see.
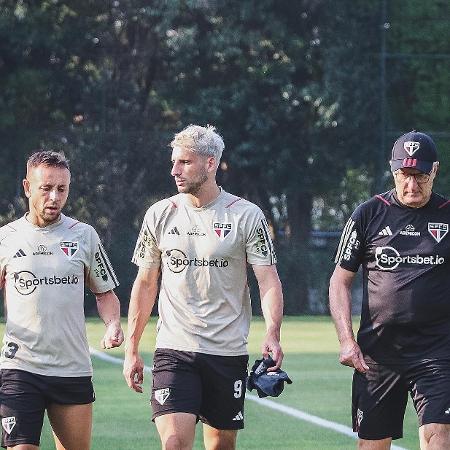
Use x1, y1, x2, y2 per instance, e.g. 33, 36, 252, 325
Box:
358, 437, 392, 450
161, 434, 192, 450
420, 423, 450, 446
155, 413, 196, 450
203, 427, 237, 450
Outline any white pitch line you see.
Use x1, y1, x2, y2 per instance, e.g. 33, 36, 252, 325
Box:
89, 348, 408, 450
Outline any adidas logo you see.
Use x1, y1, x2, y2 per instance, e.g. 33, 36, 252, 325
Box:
445, 408, 450, 415
378, 226, 392, 236
168, 227, 180, 235
13, 249, 26, 258
232, 411, 244, 421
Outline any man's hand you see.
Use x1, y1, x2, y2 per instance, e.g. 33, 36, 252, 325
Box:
101, 321, 124, 349
339, 339, 369, 373
123, 353, 145, 393
261, 332, 284, 371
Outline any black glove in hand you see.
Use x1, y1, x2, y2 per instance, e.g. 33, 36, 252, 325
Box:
247, 356, 292, 398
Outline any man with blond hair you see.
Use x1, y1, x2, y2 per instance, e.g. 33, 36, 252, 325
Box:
123, 125, 284, 450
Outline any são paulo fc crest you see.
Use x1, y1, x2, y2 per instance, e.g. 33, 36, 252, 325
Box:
2, 416, 16, 434
60, 241, 79, 258
428, 223, 448, 243
403, 141, 420, 156
154, 388, 170, 405
213, 222, 232, 239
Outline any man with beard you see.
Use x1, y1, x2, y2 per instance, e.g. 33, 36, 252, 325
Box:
123, 125, 284, 450
0, 150, 123, 450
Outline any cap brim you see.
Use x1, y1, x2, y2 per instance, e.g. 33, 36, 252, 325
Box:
390, 160, 433, 174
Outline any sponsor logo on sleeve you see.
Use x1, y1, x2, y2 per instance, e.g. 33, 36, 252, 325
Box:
136, 232, 146, 259
60, 241, 79, 258
428, 223, 448, 243
13, 249, 26, 258
94, 252, 108, 281
213, 222, 232, 239
375, 246, 445, 271
136, 227, 154, 259
343, 230, 360, 261
255, 227, 269, 256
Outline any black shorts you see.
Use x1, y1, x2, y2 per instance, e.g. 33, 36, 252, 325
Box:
352, 358, 450, 440
151, 349, 248, 430
0, 369, 95, 448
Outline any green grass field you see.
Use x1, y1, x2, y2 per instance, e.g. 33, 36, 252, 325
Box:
2, 317, 420, 449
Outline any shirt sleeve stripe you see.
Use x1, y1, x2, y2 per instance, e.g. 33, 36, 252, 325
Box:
334, 218, 355, 264
260, 218, 276, 265
98, 243, 119, 287
225, 197, 242, 208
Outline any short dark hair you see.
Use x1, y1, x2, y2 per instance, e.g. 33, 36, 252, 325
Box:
26, 150, 70, 172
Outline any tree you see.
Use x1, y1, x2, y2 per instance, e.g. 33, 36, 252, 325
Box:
1, 0, 448, 314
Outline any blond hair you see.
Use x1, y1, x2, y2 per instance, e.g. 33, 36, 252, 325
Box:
170, 125, 224, 166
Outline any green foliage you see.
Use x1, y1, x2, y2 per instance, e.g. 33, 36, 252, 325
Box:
383, 0, 450, 199
0, 1, 449, 313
